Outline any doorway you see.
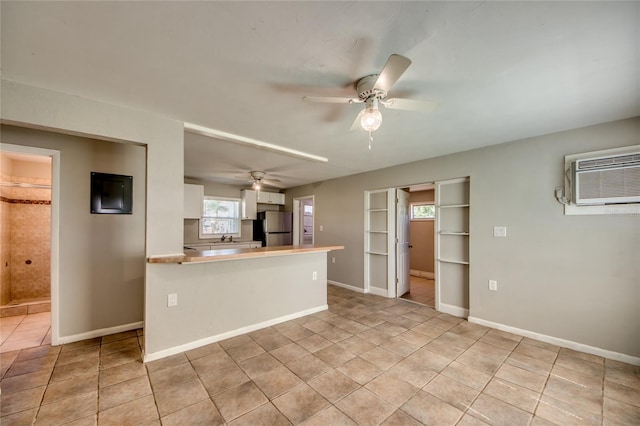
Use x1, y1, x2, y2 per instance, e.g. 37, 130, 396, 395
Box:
391, 178, 470, 318
293, 195, 314, 245
399, 185, 436, 308
1, 144, 60, 350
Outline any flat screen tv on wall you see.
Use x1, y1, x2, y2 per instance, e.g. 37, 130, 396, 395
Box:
90, 172, 133, 214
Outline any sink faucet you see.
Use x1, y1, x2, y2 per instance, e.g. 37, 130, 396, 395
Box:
220, 234, 227, 241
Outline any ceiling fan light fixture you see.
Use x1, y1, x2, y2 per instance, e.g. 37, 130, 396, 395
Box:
360, 98, 382, 132
250, 171, 265, 192
361, 108, 382, 132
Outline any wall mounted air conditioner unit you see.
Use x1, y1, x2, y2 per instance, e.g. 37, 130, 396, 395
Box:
572, 152, 640, 205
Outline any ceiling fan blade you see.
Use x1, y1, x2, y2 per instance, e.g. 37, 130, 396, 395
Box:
374, 54, 412, 93
263, 179, 286, 189
349, 109, 365, 131
303, 96, 362, 104
383, 98, 438, 113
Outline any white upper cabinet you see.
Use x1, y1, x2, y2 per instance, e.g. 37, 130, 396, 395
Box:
256, 191, 285, 205
241, 189, 257, 220
183, 184, 204, 219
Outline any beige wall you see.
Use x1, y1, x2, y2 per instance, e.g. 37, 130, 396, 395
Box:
145, 252, 328, 358
409, 190, 435, 274
286, 117, 640, 358
1, 80, 183, 343
1, 125, 147, 336
1, 80, 184, 256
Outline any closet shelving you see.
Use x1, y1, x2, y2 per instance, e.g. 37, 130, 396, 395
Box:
364, 189, 394, 293
435, 178, 470, 315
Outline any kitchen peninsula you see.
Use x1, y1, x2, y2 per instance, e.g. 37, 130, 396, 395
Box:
144, 244, 344, 362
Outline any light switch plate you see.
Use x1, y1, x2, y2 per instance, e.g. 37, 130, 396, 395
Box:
168, 293, 178, 307
489, 280, 498, 291
493, 226, 507, 237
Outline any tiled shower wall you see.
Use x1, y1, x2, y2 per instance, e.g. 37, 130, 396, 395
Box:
0, 173, 51, 304
0, 199, 10, 305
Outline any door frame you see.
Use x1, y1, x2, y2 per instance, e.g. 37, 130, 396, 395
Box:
395, 188, 410, 298
292, 195, 314, 245
390, 183, 437, 305
1, 143, 61, 346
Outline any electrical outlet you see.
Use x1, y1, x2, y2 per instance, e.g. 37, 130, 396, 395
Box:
493, 226, 507, 237
332, 257, 335, 264
488, 280, 498, 291
312, 271, 318, 280
167, 293, 178, 307
319, 225, 323, 231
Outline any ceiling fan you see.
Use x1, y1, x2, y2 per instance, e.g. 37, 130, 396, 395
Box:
303, 54, 437, 148
242, 171, 284, 191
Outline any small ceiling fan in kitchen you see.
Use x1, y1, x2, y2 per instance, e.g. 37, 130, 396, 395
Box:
303, 54, 438, 149
242, 171, 285, 191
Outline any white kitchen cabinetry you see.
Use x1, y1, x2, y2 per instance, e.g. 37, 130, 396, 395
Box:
184, 184, 204, 219
273, 192, 285, 205
256, 191, 285, 205
241, 189, 257, 220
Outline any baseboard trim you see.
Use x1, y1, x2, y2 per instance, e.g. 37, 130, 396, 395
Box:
410, 269, 434, 279
57, 321, 143, 345
328, 280, 390, 298
328, 280, 365, 294
439, 303, 469, 319
368, 286, 389, 298
143, 305, 328, 363
468, 316, 640, 366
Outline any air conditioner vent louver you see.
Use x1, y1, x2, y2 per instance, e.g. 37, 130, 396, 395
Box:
572, 152, 640, 205
576, 153, 640, 170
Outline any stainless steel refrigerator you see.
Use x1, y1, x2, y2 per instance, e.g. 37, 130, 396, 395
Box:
254, 211, 292, 246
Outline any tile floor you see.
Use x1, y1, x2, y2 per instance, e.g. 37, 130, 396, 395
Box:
1, 285, 639, 425
401, 276, 435, 307
0, 312, 51, 354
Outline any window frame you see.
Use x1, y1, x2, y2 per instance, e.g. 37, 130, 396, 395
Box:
199, 195, 242, 239
410, 202, 436, 221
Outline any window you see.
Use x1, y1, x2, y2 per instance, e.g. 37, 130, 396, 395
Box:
411, 203, 435, 220
199, 196, 241, 238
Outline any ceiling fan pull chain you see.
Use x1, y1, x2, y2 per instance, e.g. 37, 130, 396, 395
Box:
368, 131, 373, 150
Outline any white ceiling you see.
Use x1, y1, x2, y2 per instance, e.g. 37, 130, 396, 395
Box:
2, 2, 638, 188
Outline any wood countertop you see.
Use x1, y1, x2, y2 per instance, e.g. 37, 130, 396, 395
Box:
147, 244, 344, 264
